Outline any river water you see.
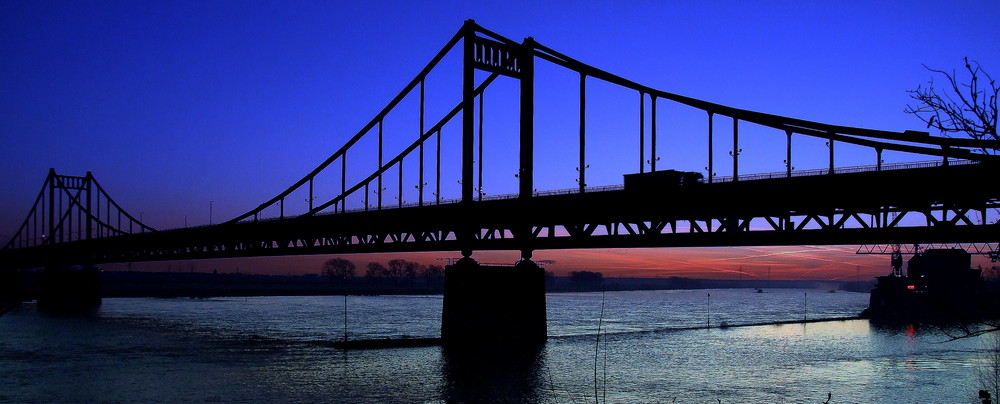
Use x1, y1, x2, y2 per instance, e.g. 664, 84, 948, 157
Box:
0, 288, 990, 402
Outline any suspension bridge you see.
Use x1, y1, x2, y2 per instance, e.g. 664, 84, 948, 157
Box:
3, 21, 997, 269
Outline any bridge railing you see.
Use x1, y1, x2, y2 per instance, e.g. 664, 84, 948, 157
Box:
711, 158, 980, 183
248, 157, 984, 222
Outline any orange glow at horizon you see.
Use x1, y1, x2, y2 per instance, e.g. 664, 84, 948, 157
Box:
93, 245, 954, 282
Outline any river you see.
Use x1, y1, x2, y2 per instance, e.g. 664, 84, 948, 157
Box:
0, 288, 990, 402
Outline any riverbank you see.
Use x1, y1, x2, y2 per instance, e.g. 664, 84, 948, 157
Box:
92, 271, 873, 297
3, 269, 874, 307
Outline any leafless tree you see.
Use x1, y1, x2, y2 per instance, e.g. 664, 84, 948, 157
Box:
387, 259, 406, 280
904, 57, 998, 154
387, 259, 424, 282
980, 332, 1000, 402
321, 257, 355, 282
365, 262, 388, 283
420, 264, 444, 285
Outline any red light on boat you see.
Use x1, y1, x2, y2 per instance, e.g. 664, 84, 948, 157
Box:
907, 285, 916, 290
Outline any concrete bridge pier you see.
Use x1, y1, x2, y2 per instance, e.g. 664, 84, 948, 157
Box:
35, 266, 102, 311
441, 249, 547, 346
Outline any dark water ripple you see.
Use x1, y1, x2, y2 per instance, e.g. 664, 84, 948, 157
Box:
0, 289, 991, 402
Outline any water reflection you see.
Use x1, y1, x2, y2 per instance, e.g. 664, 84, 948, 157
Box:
739, 318, 872, 338
867, 321, 960, 340
3, 293, 988, 402
440, 344, 546, 403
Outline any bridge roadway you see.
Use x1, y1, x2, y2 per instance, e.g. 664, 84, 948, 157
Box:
1, 162, 997, 268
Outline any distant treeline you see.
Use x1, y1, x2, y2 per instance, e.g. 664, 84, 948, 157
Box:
321, 258, 445, 286
101, 270, 441, 298
91, 271, 873, 298
3, 264, 877, 301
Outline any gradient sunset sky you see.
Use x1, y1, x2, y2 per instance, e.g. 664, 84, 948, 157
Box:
2, 1, 998, 279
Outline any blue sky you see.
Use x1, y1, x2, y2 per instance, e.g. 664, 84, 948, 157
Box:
2, 1, 997, 277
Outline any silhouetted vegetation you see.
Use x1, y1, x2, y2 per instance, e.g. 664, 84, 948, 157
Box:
979, 333, 1000, 402
905, 58, 997, 153
8, 268, 875, 299
321, 258, 355, 283
364, 259, 443, 286
365, 262, 388, 283
421, 264, 444, 285
388, 259, 419, 282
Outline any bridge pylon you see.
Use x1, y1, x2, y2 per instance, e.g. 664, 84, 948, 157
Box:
440, 22, 546, 347
2, 168, 154, 267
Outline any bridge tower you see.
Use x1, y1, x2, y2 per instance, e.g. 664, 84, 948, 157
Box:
2, 169, 154, 310
442, 21, 546, 346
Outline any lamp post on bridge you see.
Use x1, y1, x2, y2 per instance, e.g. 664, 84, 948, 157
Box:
210, 200, 214, 226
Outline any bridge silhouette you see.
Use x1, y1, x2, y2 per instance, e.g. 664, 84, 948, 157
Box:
5, 20, 998, 344
3, 20, 997, 269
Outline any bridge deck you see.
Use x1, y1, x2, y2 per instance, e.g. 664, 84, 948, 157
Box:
2, 162, 996, 268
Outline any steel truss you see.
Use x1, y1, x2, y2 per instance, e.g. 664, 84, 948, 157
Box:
2, 162, 995, 267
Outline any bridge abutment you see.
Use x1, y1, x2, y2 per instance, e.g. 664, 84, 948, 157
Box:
441, 256, 547, 346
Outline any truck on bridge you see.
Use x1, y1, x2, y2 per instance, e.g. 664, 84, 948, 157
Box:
623, 169, 704, 194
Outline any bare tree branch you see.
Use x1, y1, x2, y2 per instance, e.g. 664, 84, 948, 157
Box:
905, 58, 999, 154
